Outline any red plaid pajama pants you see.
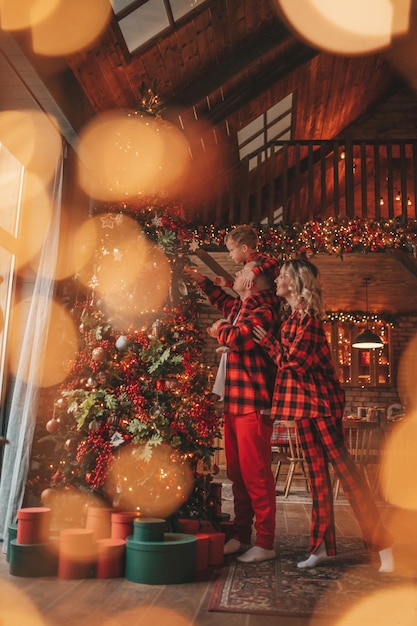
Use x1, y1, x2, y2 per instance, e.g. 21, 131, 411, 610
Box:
296, 415, 393, 556
224, 411, 276, 550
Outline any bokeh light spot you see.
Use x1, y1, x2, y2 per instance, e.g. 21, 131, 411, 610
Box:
14, 173, 52, 271
77, 111, 165, 201
397, 333, 417, 411
30, 0, 112, 56
0, 579, 46, 625
333, 584, 417, 626
277, 0, 411, 55
103, 606, 195, 626
0, 0, 60, 30
0, 110, 61, 184
108, 443, 194, 518
9, 298, 78, 387
379, 413, 417, 510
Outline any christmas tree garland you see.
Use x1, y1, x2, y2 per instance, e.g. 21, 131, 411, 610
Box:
192, 216, 417, 259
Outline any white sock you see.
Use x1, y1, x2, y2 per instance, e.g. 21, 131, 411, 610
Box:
236, 546, 276, 563
297, 542, 328, 569
224, 538, 242, 555
379, 547, 394, 573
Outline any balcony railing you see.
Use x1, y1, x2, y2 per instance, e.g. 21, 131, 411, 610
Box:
194, 139, 417, 226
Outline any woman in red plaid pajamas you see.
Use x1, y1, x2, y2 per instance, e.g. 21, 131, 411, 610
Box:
185, 259, 282, 563
254, 258, 394, 572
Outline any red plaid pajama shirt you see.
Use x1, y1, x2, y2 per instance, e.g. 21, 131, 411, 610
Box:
200, 278, 282, 549
260, 310, 393, 555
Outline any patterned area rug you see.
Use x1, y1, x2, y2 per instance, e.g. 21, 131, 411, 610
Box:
208, 535, 417, 618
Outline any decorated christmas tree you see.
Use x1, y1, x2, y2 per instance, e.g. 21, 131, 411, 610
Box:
31, 197, 222, 526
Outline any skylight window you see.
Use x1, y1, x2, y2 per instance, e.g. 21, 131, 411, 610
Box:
111, 0, 208, 54
237, 93, 293, 171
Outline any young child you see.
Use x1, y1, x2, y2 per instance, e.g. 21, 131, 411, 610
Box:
214, 224, 279, 289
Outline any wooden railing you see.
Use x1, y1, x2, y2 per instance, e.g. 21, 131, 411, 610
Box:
194, 139, 417, 226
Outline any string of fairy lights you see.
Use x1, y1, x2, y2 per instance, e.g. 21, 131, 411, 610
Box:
191, 216, 412, 326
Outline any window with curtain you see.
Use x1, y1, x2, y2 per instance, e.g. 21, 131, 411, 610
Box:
324, 320, 392, 386
0, 143, 24, 429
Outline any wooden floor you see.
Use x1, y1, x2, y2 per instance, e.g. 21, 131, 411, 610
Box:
1, 488, 417, 626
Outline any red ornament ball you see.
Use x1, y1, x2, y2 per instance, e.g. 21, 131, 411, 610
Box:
46, 418, 60, 434
64, 438, 78, 452
40, 488, 57, 506
92, 347, 106, 362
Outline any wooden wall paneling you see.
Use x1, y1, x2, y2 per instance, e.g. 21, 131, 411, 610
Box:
281, 145, 289, 223
360, 142, 367, 218
374, 144, 381, 219
387, 143, 394, 218
345, 138, 354, 217
307, 143, 314, 220
320, 143, 326, 217
294, 143, 301, 216
399, 142, 408, 220
227, 173, 236, 224
240, 157, 250, 223
333, 142, 339, 216
413, 142, 417, 218
254, 151, 263, 222
191, 7, 218, 69
267, 149, 275, 223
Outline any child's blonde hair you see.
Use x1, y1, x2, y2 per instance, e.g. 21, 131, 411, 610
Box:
282, 258, 325, 319
224, 224, 258, 249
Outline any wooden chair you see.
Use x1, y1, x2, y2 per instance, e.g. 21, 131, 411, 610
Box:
334, 420, 384, 498
271, 420, 310, 498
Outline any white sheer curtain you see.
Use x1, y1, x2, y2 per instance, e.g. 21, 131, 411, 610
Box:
0, 154, 63, 550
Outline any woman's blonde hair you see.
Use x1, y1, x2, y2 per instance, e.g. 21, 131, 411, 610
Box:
282, 258, 325, 319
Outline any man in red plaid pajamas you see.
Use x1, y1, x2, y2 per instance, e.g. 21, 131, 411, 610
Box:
185, 259, 282, 562
254, 258, 394, 572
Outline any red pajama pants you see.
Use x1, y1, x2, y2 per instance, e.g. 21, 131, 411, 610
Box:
296, 415, 394, 556
224, 411, 276, 550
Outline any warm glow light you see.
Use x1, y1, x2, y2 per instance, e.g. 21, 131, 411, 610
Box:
0, 110, 61, 184
107, 444, 194, 518
277, 0, 411, 55
8, 298, 78, 387
99, 242, 172, 331
14, 173, 53, 271
0, 0, 60, 30
30, 0, 112, 56
0, 579, 46, 625
103, 606, 194, 626
379, 414, 417, 510
77, 111, 167, 201
397, 333, 417, 410
333, 585, 417, 626
156, 121, 191, 196
175, 113, 227, 212
75, 214, 171, 328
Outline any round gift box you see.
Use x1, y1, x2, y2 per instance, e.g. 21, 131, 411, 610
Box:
96, 538, 126, 578
6, 522, 17, 563
133, 517, 166, 542
111, 512, 139, 541
125, 532, 196, 584
179, 518, 200, 534
9, 540, 58, 577
85, 506, 114, 540
192, 533, 210, 571
16, 507, 51, 545
58, 528, 95, 579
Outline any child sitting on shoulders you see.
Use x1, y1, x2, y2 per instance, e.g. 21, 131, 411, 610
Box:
215, 224, 279, 289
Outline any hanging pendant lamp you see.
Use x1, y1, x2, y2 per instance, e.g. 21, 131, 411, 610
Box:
352, 277, 383, 349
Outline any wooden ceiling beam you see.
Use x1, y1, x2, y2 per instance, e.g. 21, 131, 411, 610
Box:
160, 22, 290, 112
